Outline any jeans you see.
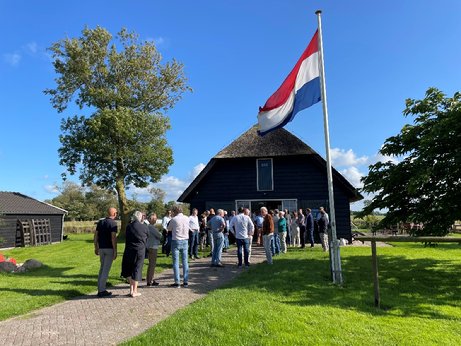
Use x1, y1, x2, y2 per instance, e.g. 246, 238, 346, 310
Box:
223, 233, 230, 249
207, 230, 214, 252
271, 233, 280, 255
172, 239, 189, 284
236, 238, 250, 266
98, 248, 114, 292
189, 230, 200, 258
263, 234, 274, 264
212, 232, 224, 265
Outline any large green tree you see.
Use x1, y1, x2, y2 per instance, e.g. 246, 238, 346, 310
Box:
47, 181, 86, 220
360, 88, 461, 236
45, 27, 190, 233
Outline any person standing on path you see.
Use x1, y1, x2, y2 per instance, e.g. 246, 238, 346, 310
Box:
209, 209, 226, 267
261, 207, 274, 265
189, 208, 200, 259
291, 211, 300, 247
121, 211, 148, 297
297, 208, 306, 248
94, 207, 118, 298
305, 208, 315, 248
230, 207, 254, 267
318, 209, 329, 252
146, 213, 162, 287
168, 205, 190, 288
278, 211, 287, 253
162, 210, 172, 256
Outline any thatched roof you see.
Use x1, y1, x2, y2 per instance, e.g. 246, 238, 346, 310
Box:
214, 125, 315, 158
178, 125, 363, 202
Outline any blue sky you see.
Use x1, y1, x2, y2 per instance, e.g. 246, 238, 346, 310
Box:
1, 1, 460, 210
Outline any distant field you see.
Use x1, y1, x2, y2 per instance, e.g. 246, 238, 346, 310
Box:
64, 220, 121, 233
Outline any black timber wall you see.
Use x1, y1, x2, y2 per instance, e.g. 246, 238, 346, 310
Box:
186, 155, 354, 240
0, 214, 63, 248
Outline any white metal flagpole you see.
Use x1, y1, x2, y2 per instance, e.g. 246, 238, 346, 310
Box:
315, 10, 343, 285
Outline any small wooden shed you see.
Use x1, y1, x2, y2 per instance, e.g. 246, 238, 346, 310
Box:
0, 192, 67, 248
178, 125, 363, 241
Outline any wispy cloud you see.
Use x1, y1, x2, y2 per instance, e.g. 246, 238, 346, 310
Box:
3, 41, 51, 67
44, 184, 59, 194
24, 42, 38, 54
3, 53, 21, 66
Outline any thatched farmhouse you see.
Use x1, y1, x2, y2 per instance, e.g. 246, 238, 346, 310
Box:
0, 192, 67, 248
178, 125, 362, 241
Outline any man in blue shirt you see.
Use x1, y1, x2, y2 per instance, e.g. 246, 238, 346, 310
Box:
209, 209, 225, 267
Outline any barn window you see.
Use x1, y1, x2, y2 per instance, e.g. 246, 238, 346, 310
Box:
257, 158, 273, 191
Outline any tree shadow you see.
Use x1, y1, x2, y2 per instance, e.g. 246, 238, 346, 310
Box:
221, 252, 461, 320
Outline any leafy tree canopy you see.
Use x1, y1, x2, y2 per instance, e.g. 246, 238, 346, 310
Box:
44, 26, 191, 233
360, 88, 461, 236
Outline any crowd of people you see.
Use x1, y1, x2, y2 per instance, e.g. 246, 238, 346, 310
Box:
93, 205, 330, 298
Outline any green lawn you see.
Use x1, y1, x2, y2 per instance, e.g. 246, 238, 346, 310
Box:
123, 243, 461, 346
0, 233, 175, 321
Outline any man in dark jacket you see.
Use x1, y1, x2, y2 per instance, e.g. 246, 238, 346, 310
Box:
305, 208, 314, 248
318, 209, 329, 252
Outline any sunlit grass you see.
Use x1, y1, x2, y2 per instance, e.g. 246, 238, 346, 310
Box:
124, 243, 461, 345
0, 233, 171, 320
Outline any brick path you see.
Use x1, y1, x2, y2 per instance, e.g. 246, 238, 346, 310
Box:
0, 246, 266, 345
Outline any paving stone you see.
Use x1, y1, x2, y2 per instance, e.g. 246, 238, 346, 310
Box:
0, 246, 266, 345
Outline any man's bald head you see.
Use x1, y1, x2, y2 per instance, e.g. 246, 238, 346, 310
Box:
108, 207, 117, 218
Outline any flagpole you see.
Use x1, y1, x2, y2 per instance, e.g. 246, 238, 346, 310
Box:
315, 10, 343, 285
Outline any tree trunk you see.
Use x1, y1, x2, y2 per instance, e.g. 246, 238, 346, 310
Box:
115, 177, 130, 237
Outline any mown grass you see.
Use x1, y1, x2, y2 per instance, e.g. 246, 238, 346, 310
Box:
0, 233, 175, 321
123, 243, 461, 346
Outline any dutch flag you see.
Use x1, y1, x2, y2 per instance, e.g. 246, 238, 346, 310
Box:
257, 30, 321, 136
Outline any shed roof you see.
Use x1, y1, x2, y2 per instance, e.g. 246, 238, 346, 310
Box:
0, 192, 67, 215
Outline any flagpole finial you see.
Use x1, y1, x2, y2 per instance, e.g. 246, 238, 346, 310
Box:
315, 10, 322, 15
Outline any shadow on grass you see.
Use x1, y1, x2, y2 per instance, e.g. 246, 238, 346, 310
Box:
218, 249, 461, 320
0, 287, 85, 299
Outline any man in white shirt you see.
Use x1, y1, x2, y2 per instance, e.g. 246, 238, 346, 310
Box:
230, 207, 254, 267
188, 208, 200, 260
167, 206, 190, 288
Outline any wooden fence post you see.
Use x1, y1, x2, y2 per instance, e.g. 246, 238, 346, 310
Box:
371, 240, 380, 308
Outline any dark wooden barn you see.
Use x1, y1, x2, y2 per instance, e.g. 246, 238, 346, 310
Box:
178, 125, 362, 241
0, 192, 67, 249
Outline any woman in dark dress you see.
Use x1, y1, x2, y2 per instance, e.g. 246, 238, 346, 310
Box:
121, 211, 148, 297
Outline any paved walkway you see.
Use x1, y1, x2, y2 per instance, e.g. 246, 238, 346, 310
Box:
0, 246, 266, 345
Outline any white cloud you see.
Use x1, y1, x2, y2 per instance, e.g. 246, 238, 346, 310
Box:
128, 162, 206, 203
189, 163, 206, 180
331, 148, 368, 167
3, 53, 21, 66
44, 184, 59, 194
340, 166, 364, 188
371, 152, 400, 165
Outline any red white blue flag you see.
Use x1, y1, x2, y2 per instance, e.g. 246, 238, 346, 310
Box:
257, 30, 321, 136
